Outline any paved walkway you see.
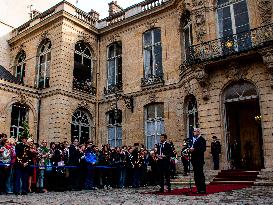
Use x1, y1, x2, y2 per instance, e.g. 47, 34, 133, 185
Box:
0, 185, 273, 205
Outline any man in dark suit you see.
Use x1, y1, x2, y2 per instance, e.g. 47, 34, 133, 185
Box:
156, 134, 173, 192
190, 128, 206, 194
68, 138, 81, 190
211, 136, 221, 170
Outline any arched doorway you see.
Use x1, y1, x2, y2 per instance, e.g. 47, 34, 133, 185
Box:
224, 81, 264, 170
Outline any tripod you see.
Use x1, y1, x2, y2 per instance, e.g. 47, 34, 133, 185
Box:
181, 145, 193, 195
187, 150, 193, 194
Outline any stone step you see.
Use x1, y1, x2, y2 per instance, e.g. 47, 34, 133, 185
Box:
213, 176, 257, 181
210, 181, 255, 185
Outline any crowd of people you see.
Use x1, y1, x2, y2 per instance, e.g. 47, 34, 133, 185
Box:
0, 133, 179, 195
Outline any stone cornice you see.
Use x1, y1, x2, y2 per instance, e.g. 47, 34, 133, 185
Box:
100, 9, 176, 43
0, 80, 39, 98
98, 72, 196, 104
9, 10, 98, 45
0, 79, 96, 103
40, 88, 96, 103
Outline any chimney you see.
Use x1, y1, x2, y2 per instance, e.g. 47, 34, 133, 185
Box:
108, 1, 123, 16
88, 9, 100, 21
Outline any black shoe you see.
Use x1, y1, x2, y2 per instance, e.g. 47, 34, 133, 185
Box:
197, 191, 206, 194
21, 192, 28, 195
167, 188, 171, 192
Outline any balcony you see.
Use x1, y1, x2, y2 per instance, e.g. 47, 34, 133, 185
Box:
73, 78, 96, 95
141, 74, 164, 87
104, 84, 123, 95
185, 23, 273, 65
97, 0, 170, 28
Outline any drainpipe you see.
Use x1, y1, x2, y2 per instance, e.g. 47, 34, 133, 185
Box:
95, 36, 100, 145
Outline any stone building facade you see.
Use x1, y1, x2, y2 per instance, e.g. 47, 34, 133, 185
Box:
0, 0, 272, 171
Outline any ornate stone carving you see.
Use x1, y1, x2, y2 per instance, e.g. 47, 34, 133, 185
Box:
259, 49, 273, 88
41, 31, 49, 40
149, 93, 156, 103
78, 100, 89, 109
195, 66, 210, 100
192, 0, 204, 7
194, 11, 206, 42
108, 34, 121, 44
78, 33, 90, 42
225, 62, 249, 81
257, 0, 273, 25
176, 1, 189, 16
19, 44, 26, 51
19, 93, 28, 104
124, 96, 134, 112
145, 19, 158, 30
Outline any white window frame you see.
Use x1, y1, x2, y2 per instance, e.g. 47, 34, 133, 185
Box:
74, 42, 93, 77
10, 104, 29, 139
37, 41, 51, 88
107, 42, 122, 89
107, 110, 122, 148
143, 29, 162, 77
183, 20, 193, 60
217, 0, 250, 51
145, 104, 165, 150
71, 110, 91, 143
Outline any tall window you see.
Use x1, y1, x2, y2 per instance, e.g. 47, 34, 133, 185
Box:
186, 96, 198, 144
73, 41, 93, 93
15, 51, 26, 83
37, 40, 51, 88
145, 103, 165, 150
107, 109, 122, 148
143, 28, 163, 79
217, 0, 251, 52
71, 110, 91, 144
107, 42, 122, 91
10, 103, 28, 138
183, 17, 193, 60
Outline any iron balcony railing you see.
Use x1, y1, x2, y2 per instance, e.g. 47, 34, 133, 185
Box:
73, 78, 96, 95
104, 83, 123, 95
141, 74, 164, 87
185, 23, 273, 65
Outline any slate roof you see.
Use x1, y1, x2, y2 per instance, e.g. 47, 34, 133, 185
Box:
0, 65, 20, 83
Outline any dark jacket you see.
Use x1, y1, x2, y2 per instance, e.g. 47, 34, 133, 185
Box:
191, 136, 206, 165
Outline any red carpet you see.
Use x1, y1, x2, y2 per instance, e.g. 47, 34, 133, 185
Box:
145, 184, 251, 196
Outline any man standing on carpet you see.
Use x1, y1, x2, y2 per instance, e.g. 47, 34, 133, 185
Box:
156, 134, 172, 193
190, 128, 206, 194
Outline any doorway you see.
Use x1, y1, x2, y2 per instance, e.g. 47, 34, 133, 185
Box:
224, 81, 264, 170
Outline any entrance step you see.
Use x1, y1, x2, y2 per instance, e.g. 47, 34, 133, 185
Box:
255, 169, 273, 186
211, 170, 259, 185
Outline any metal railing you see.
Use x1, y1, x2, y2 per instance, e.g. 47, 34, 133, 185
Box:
185, 23, 273, 65
104, 84, 123, 95
141, 74, 164, 87
98, 0, 170, 28
73, 78, 96, 95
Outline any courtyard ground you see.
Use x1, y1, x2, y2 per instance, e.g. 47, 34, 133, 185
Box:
0, 185, 273, 205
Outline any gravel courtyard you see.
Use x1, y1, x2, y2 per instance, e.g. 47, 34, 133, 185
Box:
0, 185, 273, 205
